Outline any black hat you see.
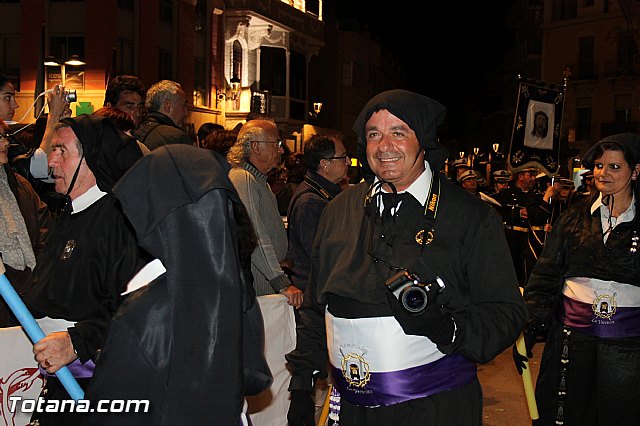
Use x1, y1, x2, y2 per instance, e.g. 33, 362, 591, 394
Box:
582, 133, 640, 169
353, 89, 448, 178
62, 115, 143, 193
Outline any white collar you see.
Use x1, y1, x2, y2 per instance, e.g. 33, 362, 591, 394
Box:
590, 192, 636, 219
71, 185, 107, 214
373, 161, 432, 206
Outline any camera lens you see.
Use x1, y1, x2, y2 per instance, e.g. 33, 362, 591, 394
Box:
400, 286, 428, 313
65, 90, 77, 103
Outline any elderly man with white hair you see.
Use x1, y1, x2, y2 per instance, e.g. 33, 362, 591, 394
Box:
134, 79, 192, 150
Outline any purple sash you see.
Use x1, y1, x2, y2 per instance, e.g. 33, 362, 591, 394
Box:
562, 296, 640, 338
40, 358, 95, 379
331, 353, 476, 407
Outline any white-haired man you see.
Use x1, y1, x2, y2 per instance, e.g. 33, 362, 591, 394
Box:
227, 119, 303, 308
134, 79, 192, 150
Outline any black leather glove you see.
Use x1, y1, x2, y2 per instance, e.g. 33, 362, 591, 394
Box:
512, 328, 536, 375
385, 284, 454, 346
287, 390, 315, 426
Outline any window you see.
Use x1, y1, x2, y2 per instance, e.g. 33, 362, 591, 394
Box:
160, 0, 173, 23
117, 38, 134, 75
159, 49, 173, 80
49, 36, 85, 64
618, 32, 637, 74
232, 40, 243, 83
614, 94, 632, 123
289, 51, 306, 101
194, 58, 208, 107
117, 0, 134, 9
260, 46, 286, 96
578, 36, 594, 79
552, 0, 577, 21
305, 0, 320, 16
576, 97, 592, 141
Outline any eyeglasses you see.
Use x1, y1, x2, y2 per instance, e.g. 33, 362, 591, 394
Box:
254, 140, 283, 148
326, 154, 349, 161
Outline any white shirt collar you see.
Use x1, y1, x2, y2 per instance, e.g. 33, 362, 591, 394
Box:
71, 185, 107, 214
373, 161, 432, 206
591, 193, 636, 219
591, 193, 636, 242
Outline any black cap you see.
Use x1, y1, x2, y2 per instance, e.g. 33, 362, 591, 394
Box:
582, 133, 640, 169
352, 89, 448, 178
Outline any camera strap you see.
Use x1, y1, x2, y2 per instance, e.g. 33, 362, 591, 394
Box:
416, 172, 441, 247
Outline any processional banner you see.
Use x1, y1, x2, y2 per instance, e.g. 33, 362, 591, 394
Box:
508, 79, 566, 176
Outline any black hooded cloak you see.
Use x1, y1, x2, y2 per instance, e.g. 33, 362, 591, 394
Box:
84, 145, 272, 425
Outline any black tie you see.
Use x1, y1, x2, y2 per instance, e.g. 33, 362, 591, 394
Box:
381, 192, 408, 220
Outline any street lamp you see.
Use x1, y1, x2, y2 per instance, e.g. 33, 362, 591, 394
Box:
44, 55, 85, 89
308, 101, 323, 118
216, 75, 242, 108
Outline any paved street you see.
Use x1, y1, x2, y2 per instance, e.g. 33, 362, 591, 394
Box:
478, 343, 544, 426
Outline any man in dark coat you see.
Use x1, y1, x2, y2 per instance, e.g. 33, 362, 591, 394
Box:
285, 89, 526, 425
134, 80, 193, 150
84, 145, 272, 425
494, 168, 556, 286
22, 115, 146, 425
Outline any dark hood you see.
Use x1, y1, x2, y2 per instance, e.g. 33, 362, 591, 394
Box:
62, 115, 143, 193
112, 144, 236, 251
352, 89, 448, 178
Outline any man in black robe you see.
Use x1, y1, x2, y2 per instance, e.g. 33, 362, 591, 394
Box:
83, 145, 272, 425
22, 115, 146, 425
286, 90, 527, 425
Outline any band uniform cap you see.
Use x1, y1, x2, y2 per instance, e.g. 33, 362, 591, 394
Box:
559, 178, 574, 187
492, 169, 511, 182
518, 166, 538, 174
580, 170, 594, 179
452, 158, 469, 168
457, 169, 476, 183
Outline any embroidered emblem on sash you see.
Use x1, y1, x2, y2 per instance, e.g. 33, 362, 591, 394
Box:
592, 290, 617, 321
60, 240, 76, 261
415, 229, 434, 246
340, 352, 371, 388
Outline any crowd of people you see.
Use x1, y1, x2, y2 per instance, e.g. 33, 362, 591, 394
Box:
0, 72, 638, 426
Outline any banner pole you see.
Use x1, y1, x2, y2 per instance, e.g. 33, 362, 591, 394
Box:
0, 272, 85, 401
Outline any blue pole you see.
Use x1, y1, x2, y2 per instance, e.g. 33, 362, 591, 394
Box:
0, 274, 85, 400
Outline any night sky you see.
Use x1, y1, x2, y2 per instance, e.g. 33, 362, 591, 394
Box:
333, 0, 512, 118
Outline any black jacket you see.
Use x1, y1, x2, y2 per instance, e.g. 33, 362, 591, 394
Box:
134, 111, 193, 151
286, 175, 527, 391
525, 194, 640, 329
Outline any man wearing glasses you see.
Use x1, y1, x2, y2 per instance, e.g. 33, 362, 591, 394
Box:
227, 119, 303, 308
286, 134, 348, 296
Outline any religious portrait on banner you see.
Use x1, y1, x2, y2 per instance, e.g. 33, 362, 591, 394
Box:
524, 101, 555, 150
508, 80, 565, 176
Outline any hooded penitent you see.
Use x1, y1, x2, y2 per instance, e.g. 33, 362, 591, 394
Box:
84, 145, 271, 424
352, 89, 448, 179
62, 114, 143, 193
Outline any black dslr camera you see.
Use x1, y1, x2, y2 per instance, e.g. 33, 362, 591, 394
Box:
385, 271, 445, 313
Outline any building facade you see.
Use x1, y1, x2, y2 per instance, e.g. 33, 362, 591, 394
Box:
0, 0, 326, 141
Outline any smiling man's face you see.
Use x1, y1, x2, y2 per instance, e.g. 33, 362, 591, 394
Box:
365, 109, 425, 192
